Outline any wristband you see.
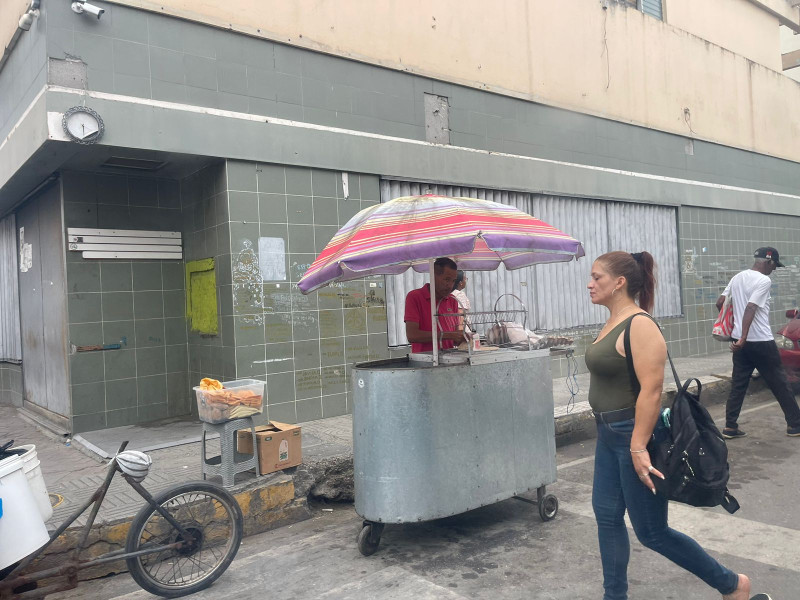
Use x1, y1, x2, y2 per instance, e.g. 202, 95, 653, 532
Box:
630, 448, 647, 454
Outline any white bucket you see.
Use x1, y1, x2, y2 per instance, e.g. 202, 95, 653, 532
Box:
0, 455, 49, 570
11, 445, 53, 522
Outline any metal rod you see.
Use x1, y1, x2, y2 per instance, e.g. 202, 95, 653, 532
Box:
72, 461, 119, 559
429, 259, 438, 366
512, 495, 539, 505
81, 542, 181, 568
1, 562, 77, 590
1, 536, 180, 590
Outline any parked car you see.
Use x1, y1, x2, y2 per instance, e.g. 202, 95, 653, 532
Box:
776, 309, 800, 384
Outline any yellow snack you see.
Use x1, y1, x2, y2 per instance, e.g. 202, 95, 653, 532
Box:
199, 378, 223, 391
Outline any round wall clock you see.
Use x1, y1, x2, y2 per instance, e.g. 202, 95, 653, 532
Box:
62, 106, 104, 144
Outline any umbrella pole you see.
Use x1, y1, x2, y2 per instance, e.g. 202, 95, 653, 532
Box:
429, 259, 438, 367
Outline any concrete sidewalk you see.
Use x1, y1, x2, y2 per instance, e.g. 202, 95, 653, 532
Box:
0, 350, 753, 580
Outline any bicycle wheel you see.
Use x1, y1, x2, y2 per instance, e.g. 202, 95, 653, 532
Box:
125, 482, 243, 598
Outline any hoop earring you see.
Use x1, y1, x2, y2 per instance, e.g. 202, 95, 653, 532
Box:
612, 288, 616, 296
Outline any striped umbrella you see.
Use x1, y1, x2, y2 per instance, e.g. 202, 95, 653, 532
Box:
297, 195, 585, 294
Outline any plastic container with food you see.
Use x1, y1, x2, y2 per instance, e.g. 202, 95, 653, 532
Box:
194, 378, 266, 424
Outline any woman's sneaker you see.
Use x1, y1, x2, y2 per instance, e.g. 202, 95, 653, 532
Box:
722, 428, 747, 439
787, 425, 800, 437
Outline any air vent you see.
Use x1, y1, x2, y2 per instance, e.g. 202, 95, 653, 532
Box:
102, 156, 166, 171
67, 228, 182, 260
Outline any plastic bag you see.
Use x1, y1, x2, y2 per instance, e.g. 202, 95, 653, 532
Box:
486, 322, 528, 345
712, 295, 734, 341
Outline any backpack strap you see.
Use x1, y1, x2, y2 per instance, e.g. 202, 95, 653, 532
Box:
721, 490, 740, 514
623, 313, 682, 397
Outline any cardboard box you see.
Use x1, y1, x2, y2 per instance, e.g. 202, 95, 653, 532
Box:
236, 421, 302, 475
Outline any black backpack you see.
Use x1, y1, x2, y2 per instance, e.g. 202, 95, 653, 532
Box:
624, 315, 740, 514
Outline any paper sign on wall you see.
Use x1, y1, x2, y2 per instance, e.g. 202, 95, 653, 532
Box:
258, 237, 287, 281
18, 227, 32, 273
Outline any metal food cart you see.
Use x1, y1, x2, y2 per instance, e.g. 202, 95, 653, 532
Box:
295, 194, 584, 557
352, 300, 564, 555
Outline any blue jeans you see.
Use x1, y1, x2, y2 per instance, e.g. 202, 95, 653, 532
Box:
592, 418, 738, 600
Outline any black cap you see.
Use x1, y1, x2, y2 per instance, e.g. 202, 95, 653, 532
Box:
754, 247, 784, 268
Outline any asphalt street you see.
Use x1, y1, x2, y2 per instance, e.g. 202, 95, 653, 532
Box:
52, 389, 799, 600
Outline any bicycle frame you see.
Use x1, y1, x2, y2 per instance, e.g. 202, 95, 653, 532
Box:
0, 441, 197, 599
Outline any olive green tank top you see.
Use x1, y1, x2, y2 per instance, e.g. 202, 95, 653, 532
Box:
584, 315, 638, 413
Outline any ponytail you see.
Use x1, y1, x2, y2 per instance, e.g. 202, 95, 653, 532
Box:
597, 251, 657, 313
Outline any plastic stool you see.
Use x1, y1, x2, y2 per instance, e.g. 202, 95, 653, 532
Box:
201, 417, 260, 488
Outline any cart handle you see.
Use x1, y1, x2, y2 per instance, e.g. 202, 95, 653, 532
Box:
493, 293, 528, 330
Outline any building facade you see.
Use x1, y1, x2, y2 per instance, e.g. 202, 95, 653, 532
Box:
1, 0, 800, 433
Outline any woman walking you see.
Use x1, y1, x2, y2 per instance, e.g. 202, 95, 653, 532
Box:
585, 251, 755, 600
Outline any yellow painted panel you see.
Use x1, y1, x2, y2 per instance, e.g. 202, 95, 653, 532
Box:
186, 258, 218, 335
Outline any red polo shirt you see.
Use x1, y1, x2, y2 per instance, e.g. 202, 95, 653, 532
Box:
404, 283, 461, 353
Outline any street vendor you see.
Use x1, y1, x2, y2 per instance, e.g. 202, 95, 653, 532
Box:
405, 257, 468, 352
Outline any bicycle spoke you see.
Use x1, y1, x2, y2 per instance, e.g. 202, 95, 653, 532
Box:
183, 494, 201, 525
185, 552, 217, 573
167, 560, 182, 584
204, 544, 223, 562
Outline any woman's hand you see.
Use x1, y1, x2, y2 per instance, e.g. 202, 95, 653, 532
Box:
631, 449, 664, 493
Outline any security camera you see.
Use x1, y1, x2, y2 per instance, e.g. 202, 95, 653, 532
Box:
71, 1, 105, 19
19, 10, 37, 30
18, 1, 39, 30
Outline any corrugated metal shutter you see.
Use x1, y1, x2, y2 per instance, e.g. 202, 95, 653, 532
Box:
381, 180, 680, 345
642, 0, 663, 20
531, 196, 610, 331
606, 202, 681, 318
0, 215, 22, 362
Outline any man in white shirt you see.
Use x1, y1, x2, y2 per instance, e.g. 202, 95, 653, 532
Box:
716, 247, 800, 439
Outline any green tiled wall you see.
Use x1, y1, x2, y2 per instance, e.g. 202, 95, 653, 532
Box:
62, 171, 190, 433
675, 206, 800, 357
224, 161, 388, 424
0, 363, 23, 407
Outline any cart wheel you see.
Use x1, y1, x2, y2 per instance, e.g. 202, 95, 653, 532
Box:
538, 494, 559, 521
357, 522, 383, 556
